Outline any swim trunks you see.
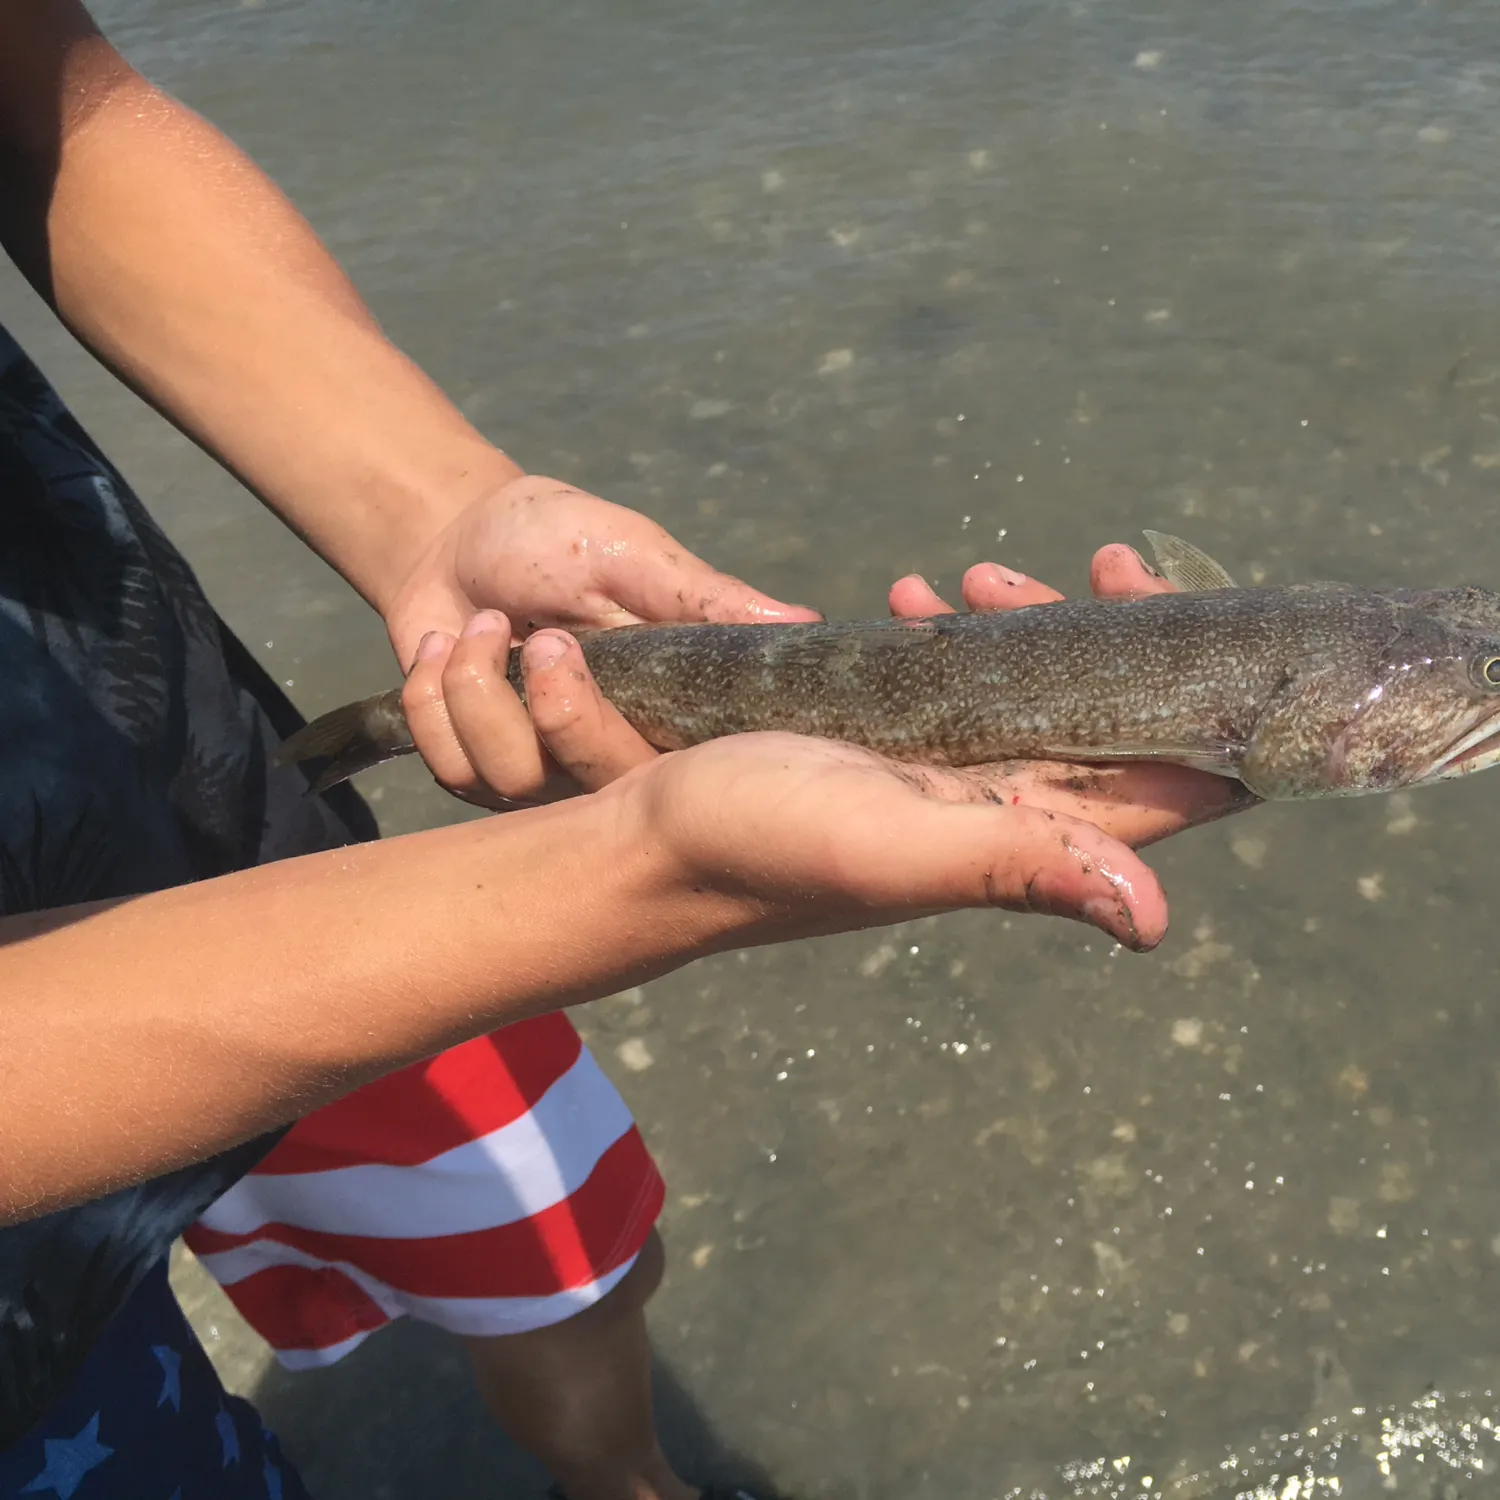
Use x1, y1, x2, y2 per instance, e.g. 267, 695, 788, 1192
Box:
186, 1015, 663, 1365
0, 1261, 313, 1500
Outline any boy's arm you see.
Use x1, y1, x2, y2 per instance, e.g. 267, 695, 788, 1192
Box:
0, 0, 816, 753
0, 636, 1172, 1226
0, 0, 513, 609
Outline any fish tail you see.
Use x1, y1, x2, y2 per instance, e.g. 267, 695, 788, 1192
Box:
273, 687, 414, 792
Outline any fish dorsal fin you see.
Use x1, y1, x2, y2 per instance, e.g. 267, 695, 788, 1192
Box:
1142, 530, 1238, 591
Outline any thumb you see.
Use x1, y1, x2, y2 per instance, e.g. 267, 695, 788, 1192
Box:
386, 579, 472, 671
856, 796, 1170, 951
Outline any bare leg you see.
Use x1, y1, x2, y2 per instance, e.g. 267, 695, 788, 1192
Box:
461, 1230, 699, 1500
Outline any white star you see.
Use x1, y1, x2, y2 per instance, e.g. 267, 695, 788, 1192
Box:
20, 1413, 113, 1499
215, 1406, 241, 1467
151, 1345, 182, 1412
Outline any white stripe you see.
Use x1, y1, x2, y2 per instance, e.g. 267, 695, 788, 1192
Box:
192, 1236, 637, 1361
385, 1258, 633, 1337
274, 1328, 373, 1370
196, 1046, 634, 1240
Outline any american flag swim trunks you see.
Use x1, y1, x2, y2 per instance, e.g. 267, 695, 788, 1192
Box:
184, 1013, 665, 1365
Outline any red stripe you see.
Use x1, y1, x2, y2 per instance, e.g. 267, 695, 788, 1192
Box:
216, 1261, 391, 1354
190, 1128, 665, 1299
258, 1014, 585, 1173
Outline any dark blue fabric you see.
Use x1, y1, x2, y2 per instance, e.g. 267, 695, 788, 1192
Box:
0, 322, 376, 1475
0, 1261, 313, 1500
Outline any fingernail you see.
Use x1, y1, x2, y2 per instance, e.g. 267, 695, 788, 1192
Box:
1083, 894, 1155, 952
525, 631, 568, 672
1083, 896, 1129, 942
995, 565, 1029, 586
1132, 548, 1164, 580
415, 631, 452, 662
461, 611, 505, 639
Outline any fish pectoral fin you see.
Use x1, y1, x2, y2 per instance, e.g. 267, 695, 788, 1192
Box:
1041, 742, 1243, 777
1142, 530, 1238, 591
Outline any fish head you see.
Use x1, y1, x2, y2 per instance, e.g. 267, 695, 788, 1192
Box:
1240, 591, 1500, 799
1321, 598, 1500, 792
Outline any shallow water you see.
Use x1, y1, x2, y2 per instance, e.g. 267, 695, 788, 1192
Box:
10, 0, 1500, 1493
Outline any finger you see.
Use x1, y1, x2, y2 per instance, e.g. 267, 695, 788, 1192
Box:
888, 574, 956, 617
959, 562, 1066, 612
437, 611, 562, 803
888, 564, 1065, 619
522, 631, 660, 792
1090, 544, 1179, 601
387, 575, 470, 672
885, 759, 1258, 848
402, 628, 491, 798
1012, 763, 1257, 846
402, 614, 551, 809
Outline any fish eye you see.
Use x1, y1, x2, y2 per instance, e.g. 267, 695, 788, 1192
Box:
1483, 656, 1500, 688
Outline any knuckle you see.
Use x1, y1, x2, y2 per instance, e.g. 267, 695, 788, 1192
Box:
494, 762, 549, 801
401, 680, 481, 794
401, 668, 445, 720
530, 691, 587, 741
442, 651, 496, 697
434, 766, 482, 799
416, 735, 479, 797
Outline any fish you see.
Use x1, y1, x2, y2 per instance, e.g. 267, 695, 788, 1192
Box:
274, 532, 1500, 803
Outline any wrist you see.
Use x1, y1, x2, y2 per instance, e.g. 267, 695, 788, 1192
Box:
360, 439, 526, 617
579, 773, 764, 970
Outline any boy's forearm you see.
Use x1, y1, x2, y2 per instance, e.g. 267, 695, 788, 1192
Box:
0, 794, 734, 1226
0, 18, 520, 611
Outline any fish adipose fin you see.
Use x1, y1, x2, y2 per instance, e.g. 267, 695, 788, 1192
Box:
1143, 530, 1238, 592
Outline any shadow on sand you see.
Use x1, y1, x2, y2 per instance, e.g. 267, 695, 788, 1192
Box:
250, 1317, 779, 1500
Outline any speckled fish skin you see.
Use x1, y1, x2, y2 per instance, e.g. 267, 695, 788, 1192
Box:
276, 580, 1500, 802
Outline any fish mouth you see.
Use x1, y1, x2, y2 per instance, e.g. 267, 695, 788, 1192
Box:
1420, 709, 1500, 783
